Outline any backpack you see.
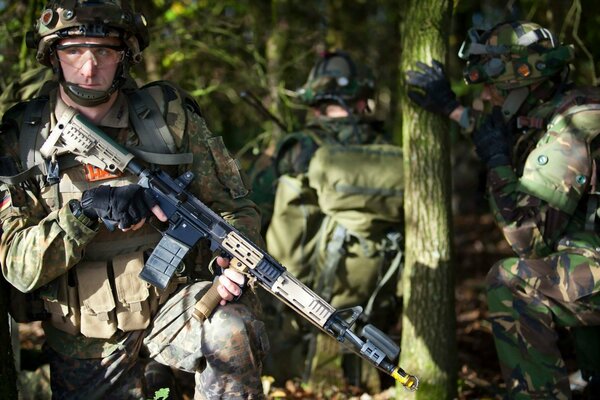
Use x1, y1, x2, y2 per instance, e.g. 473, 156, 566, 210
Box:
266, 135, 404, 319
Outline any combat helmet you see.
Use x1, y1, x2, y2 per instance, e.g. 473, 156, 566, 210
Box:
459, 21, 574, 91
297, 51, 375, 107
26, 0, 149, 106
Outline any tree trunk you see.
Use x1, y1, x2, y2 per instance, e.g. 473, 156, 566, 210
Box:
265, 0, 289, 141
0, 281, 18, 398
397, 0, 456, 399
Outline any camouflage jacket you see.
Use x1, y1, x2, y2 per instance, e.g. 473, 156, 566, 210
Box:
486, 86, 600, 259
0, 82, 262, 357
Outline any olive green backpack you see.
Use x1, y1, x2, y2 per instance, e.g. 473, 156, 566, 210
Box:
266, 142, 404, 317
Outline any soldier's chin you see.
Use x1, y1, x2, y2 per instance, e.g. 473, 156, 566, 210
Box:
61, 81, 113, 107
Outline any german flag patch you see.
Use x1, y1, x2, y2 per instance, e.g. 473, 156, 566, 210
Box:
0, 190, 12, 215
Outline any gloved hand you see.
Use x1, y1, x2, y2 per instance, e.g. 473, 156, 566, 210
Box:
472, 107, 511, 168
80, 184, 157, 230
406, 60, 460, 116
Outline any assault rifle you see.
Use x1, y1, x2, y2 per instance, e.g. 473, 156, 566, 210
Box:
40, 107, 419, 391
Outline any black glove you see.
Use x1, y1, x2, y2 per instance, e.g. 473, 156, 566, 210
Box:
80, 184, 157, 230
472, 107, 511, 168
406, 59, 460, 116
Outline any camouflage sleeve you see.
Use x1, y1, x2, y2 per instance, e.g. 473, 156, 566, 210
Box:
486, 165, 567, 257
178, 109, 264, 248
486, 124, 588, 258
1, 194, 99, 292
0, 109, 98, 293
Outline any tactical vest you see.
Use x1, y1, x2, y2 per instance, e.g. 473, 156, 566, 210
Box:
5, 81, 196, 339
266, 119, 403, 319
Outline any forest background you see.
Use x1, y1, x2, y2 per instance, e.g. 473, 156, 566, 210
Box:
0, 0, 599, 399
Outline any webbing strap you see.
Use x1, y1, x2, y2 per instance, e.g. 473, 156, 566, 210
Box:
586, 159, 599, 232
128, 91, 172, 150
501, 86, 530, 121
20, 98, 47, 174
128, 147, 192, 165
363, 232, 403, 321
126, 89, 193, 165
316, 220, 347, 302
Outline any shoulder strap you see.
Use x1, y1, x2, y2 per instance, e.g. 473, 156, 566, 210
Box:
126, 88, 193, 165
20, 97, 47, 172
0, 98, 49, 185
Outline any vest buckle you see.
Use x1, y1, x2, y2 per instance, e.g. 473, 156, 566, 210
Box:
46, 158, 60, 185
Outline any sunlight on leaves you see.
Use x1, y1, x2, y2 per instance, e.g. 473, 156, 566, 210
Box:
152, 387, 170, 400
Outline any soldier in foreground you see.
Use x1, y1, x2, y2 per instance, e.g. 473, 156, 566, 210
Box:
0, 1, 267, 398
262, 51, 404, 391
408, 21, 600, 398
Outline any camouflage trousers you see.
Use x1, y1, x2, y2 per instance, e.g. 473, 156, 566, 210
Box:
486, 251, 600, 400
46, 281, 269, 400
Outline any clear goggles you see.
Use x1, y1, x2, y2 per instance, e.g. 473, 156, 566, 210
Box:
55, 43, 124, 69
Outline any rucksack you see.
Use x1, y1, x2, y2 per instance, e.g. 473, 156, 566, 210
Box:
266, 138, 404, 319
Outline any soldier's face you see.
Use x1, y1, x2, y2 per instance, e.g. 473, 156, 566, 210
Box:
480, 84, 505, 107
56, 36, 123, 92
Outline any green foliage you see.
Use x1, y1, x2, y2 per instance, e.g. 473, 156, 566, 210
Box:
1, 0, 599, 153
151, 387, 170, 400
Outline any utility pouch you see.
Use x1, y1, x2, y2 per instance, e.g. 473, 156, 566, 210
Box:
76, 261, 117, 339
7, 286, 48, 323
113, 252, 151, 331
41, 274, 80, 335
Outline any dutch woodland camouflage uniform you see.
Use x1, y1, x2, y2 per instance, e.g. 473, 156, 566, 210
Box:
408, 20, 600, 399
0, 1, 268, 399
485, 87, 600, 399
464, 22, 600, 399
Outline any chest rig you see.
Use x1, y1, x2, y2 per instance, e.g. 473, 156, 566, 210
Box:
7, 83, 194, 339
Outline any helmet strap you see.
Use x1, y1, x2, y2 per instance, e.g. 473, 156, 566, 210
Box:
501, 87, 530, 121
328, 95, 362, 144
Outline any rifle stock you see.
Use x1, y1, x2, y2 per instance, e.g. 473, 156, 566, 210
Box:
40, 108, 419, 391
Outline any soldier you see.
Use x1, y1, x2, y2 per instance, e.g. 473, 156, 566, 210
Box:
407, 21, 600, 398
262, 51, 404, 391
0, 1, 268, 399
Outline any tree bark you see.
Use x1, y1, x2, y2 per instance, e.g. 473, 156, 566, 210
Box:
265, 0, 289, 141
397, 0, 456, 398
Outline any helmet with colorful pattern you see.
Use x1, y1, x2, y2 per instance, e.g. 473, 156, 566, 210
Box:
459, 21, 574, 90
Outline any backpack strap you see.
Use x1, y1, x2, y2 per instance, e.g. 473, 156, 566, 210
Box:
586, 159, 600, 232
0, 98, 49, 185
0, 98, 79, 186
315, 218, 347, 302
362, 231, 403, 322
126, 89, 193, 165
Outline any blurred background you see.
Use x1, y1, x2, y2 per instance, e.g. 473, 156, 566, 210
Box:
1, 0, 598, 155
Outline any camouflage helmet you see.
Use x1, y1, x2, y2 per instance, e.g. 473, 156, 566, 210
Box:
297, 51, 375, 106
459, 21, 574, 90
27, 0, 149, 67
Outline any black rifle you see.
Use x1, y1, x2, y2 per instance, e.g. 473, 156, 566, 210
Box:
239, 90, 289, 133
39, 108, 419, 391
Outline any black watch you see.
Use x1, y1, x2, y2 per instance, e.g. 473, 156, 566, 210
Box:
68, 199, 98, 228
